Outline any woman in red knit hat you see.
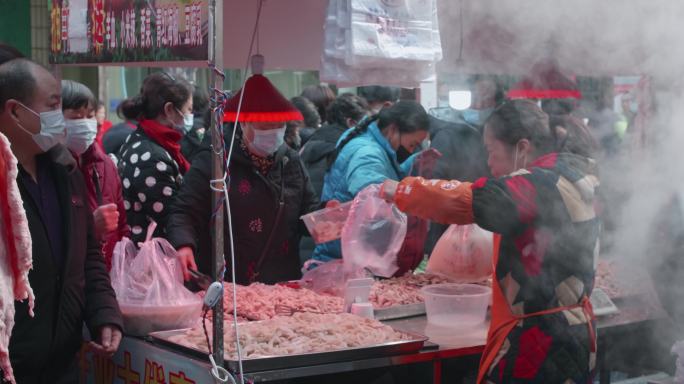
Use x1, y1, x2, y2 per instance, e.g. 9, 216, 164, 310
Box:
167, 57, 320, 283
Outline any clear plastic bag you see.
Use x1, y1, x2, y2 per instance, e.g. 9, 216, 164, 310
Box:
110, 224, 202, 335
300, 259, 368, 297
341, 184, 407, 278
427, 224, 493, 283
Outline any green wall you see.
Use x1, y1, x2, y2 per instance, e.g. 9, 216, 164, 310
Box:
0, 0, 31, 57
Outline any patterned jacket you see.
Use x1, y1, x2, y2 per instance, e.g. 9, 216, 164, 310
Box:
395, 152, 600, 383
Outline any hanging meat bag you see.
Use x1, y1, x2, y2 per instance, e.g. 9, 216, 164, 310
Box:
341, 184, 407, 278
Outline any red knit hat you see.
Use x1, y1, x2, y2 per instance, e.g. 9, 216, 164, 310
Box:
507, 59, 581, 100
223, 55, 304, 123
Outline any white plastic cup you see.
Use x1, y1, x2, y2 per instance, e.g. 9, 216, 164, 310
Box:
350, 302, 375, 319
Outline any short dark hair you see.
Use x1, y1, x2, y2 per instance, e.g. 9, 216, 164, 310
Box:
61, 80, 96, 111
300, 85, 335, 122
357, 85, 401, 104
0, 43, 24, 66
0, 59, 38, 112
326, 93, 369, 127
119, 72, 192, 120
290, 96, 321, 128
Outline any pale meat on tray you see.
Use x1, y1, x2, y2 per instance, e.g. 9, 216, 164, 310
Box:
369, 273, 458, 308
171, 312, 411, 359
218, 283, 344, 320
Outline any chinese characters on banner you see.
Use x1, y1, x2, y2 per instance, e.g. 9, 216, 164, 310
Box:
78, 337, 215, 384
49, 0, 208, 64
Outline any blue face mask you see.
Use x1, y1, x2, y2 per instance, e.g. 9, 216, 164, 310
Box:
462, 108, 495, 126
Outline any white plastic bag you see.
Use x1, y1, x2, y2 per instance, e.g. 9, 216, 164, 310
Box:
673, 340, 684, 383
110, 224, 202, 335
427, 224, 493, 283
341, 184, 407, 278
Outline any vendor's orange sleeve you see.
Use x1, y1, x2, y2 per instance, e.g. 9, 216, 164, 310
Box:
394, 177, 474, 225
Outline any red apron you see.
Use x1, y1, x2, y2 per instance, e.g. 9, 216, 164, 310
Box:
476, 235, 597, 383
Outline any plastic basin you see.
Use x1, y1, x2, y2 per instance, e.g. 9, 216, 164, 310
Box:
421, 283, 491, 328
300, 201, 353, 244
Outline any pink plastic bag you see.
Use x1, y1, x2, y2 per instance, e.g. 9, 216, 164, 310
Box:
427, 224, 493, 283
341, 184, 408, 278
110, 223, 202, 335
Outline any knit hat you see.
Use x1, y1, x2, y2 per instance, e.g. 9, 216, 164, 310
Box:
223, 55, 304, 123
508, 59, 581, 100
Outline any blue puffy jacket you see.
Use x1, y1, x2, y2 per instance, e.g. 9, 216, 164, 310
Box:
311, 122, 415, 262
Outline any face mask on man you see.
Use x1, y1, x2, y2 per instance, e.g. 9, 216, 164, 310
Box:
462, 108, 495, 126
15, 102, 66, 152
250, 126, 286, 156
65, 118, 98, 155
175, 108, 194, 133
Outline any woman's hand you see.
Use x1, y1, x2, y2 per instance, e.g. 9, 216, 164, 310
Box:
93, 204, 119, 240
177, 246, 198, 281
380, 180, 399, 202
325, 199, 341, 209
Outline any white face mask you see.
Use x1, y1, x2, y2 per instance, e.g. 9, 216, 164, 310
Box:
65, 118, 98, 155
16, 103, 66, 152
250, 126, 286, 156
175, 108, 194, 133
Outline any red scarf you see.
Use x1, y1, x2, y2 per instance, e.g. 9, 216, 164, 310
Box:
139, 119, 190, 173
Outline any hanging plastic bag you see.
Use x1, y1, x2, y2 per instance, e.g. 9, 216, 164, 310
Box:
341, 184, 407, 278
673, 340, 684, 383
427, 224, 493, 283
110, 222, 202, 335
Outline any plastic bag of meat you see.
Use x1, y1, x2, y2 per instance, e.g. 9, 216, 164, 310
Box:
300, 259, 368, 297
342, 184, 407, 278
110, 222, 201, 335
427, 224, 493, 283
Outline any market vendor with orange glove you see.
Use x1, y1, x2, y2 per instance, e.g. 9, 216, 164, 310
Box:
381, 100, 600, 383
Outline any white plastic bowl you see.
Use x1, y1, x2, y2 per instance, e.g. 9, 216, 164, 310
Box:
300, 201, 353, 244
421, 283, 491, 328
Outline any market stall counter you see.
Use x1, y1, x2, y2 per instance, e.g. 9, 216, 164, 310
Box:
78, 289, 668, 384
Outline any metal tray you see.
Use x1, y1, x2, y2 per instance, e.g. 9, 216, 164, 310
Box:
374, 302, 426, 321
148, 327, 428, 373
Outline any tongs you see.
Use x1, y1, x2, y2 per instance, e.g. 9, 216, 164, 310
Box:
188, 269, 213, 291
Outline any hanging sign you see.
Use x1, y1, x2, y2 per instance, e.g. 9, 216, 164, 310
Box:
49, 0, 208, 64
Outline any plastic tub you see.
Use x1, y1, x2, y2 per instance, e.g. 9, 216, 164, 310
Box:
421, 283, 491, 328
300, 201, 353, 244
120, 300, 202, 336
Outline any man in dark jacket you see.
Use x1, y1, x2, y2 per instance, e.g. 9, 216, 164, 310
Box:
102, 119, 135, 156
0, 59, 123, 383
424, 114, 490, 254
167, 125, 320, 284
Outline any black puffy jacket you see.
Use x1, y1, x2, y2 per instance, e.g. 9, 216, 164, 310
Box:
166, 134, 319, 284
299, 122, 348, 198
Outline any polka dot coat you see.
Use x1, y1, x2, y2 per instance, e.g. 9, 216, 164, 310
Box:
117, 128, 183, 244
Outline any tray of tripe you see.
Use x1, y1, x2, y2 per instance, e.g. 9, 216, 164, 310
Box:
148, 312, 427, 373
374, 302, 426, 320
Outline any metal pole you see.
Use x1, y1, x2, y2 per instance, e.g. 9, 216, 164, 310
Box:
208, 0, 225, 370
